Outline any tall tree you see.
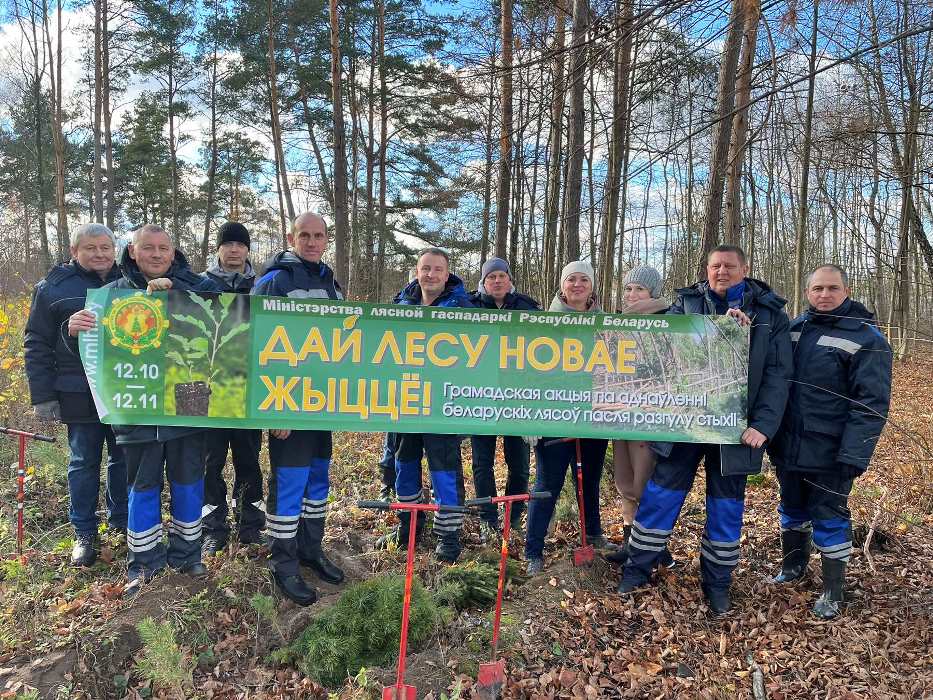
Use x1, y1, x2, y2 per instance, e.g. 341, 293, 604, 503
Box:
561, 0, 588, 263
329, 0, 351, 287
493, 0, 513, 261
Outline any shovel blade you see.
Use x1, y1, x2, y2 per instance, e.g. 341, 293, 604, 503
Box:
573, 545, 595, 567
382, 685, 416, 700
476, 660, 506, 699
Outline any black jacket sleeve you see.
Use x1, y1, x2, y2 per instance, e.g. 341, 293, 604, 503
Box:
838, 329, 892, 470
23, 284, 57, 405
748, 308, 792, 440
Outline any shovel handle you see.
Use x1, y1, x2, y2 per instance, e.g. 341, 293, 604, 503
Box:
357, 500, 392, 510
465, 490, 552, 507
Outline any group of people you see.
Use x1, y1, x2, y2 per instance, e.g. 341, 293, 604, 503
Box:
25, 213, 892, 620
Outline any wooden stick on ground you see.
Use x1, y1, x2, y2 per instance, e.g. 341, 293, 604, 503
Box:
747, 652, 767, 700
863, 486, 889, 574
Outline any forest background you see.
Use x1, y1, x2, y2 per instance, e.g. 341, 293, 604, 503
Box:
1, 0, 932, 356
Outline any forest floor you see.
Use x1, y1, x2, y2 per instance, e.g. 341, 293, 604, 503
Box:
0, 358, 930, 700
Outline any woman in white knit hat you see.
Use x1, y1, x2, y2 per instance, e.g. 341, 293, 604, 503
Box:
607, 265, 674, 568
525, 260, 617, 574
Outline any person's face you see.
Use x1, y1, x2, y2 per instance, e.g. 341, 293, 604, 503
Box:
417, 253, 449, 299
807, 268, 849, 311
288, 215, 327, 263
484, 270, 511, 302
217, 241, 248, 271
562, 272, 592, 308
707, 252, 748, 295
623, 283, 651, 304
71, 234, 115, 275
129, 230, 174, 278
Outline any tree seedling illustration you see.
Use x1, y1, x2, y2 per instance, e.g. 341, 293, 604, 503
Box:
166, 293, 250, 416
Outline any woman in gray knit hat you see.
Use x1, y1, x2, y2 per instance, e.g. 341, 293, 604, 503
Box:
609, 266, 675, 567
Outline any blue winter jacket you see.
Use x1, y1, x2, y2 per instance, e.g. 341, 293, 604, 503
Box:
25, 260, 121, 422
653, 277, 793, 476
252, 252, 343, 300
767, 298, 891, 475
106, 247, 221, 443
395, 274, 473, 308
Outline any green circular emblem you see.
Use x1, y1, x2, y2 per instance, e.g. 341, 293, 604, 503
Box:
102, 293, 170, 356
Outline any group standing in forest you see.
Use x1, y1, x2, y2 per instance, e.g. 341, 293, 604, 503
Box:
25, 215, 892, 619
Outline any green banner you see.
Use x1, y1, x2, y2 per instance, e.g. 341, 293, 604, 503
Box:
79, 289, 749, 442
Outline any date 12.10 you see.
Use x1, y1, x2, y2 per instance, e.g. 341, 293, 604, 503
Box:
113, 363, 160, 380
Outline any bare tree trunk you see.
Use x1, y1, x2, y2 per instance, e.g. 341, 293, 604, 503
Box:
201, 15, 220, 269
723, 0, 759, 246
562, 0, 588, 263
329, 0, 351, 287
102, 0, 115, 229
494, 0, 513, 260
479, 38, 496, 265
543, 6, 567, 294
44, 0, 68, 257
598, 0, 632, 303
361, 13, 378, 301
267, 0, 294, 224
792, 0, 818, 316
696, 0, 745, 279
92, 0, 103, 220
374, 0, 389, 300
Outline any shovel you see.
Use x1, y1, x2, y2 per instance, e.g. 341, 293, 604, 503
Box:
466, 491, 550, 699
358, 499, 470, 700
1, 426, 55, 563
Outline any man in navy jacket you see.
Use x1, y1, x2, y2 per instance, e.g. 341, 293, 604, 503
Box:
252, 212, 345, 606
25, 223, 127, 567
768, 264, 891, 619
467, 257, 539, 539
382, 248, 474, 562
619, 245, 792, 615
69, 224, 220, 597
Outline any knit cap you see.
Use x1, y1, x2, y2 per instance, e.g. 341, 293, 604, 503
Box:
480, 257, 511, 282
559, 260, 595, 286
218, 221, 250, 249
622, 265, 662, 298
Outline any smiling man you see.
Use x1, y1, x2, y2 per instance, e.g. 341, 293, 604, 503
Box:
767, 264, 891, 619
25, 223, 126, 568
618, 244, 792, 615
380, 248, 474, 562
252, 212, 345, 606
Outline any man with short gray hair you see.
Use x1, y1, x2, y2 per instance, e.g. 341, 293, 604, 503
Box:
25, 222, 127, 567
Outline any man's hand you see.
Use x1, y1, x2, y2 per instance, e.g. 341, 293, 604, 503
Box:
146, 277, 173, 294
741, 427, 767, 449
34, 400, 61, 421
270, 429, 291, 440
68, 310, 97, 337
726, 308, 751, 326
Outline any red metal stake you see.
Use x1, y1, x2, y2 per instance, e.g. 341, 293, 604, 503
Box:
572, 439, 594, 567
1, 426, 55, 563
16, 434, 25, 563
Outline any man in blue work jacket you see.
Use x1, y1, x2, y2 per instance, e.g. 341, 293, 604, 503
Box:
618, 245, 792, 615
768, 264, 891, 619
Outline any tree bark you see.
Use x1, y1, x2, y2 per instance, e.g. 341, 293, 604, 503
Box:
494, 0, 513, 260
542, 5, 567, 294
329, 0, 351, 286
267, 0, 294, 225
696, 0, 745, 279
561, 0, 588, 264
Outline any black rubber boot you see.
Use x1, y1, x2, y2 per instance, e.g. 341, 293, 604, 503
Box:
812, 556, 846, 619
201, 534, 227, 558
272, 571, 317, 606
702, 583, 732, 615
771, 529, 812, 584
299, 519, 345, 584
71, 533, 99, 567
434, 530, 462, 563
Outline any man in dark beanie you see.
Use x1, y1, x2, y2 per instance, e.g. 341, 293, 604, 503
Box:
200, 221, 265, 555
468, 257, 539, 540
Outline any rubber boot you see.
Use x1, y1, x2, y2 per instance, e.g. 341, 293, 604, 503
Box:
771, 529, 812, 584
298, 518, 344, 584
812, 556, 846, 619
434, 529, 462, 563
71, 533, 99, 567
702, 583, 732, 615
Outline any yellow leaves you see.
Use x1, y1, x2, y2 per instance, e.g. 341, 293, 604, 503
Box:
0, 357, 20, 371
0, 308, 8, 336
